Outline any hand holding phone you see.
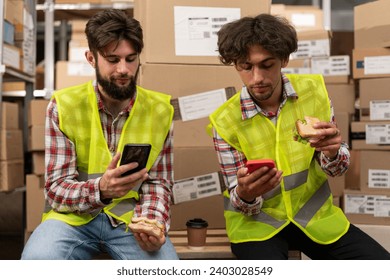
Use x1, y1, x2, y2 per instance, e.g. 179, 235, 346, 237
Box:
120, 143, 151, 177
246, 159, 276, 174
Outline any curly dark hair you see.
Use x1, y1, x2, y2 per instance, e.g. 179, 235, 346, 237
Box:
217, 13, 297, 65
85, 9, 143, 57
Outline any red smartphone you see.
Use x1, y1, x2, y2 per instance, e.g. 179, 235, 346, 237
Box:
120, 143, 151, 177
246, 159, 276, 173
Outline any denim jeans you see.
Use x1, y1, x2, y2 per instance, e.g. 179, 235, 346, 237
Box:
21, 213, 179, 260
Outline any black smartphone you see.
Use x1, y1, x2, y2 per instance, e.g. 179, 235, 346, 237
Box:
120, 143, 152, 177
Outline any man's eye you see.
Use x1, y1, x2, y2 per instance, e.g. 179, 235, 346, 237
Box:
107, 58, 118, 63
239, 64, 252, 71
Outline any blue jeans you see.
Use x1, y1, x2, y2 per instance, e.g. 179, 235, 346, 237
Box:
21, 213, 179, 260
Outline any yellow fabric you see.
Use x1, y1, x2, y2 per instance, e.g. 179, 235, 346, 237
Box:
43, 81, 173, 225
209, 74, 349, 244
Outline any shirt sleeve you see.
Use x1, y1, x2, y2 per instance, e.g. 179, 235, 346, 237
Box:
45, 98, 105, 214
134, 124, 174, 232
212, 128, 263, 216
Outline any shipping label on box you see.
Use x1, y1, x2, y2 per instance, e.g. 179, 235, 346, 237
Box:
369, 169, 390, 189
177, 88, 227, 121
291, 39, 329, 59
173, 172, 222, 204
174, 6, 240, 56
311, 55, 350, 76
364, 55, 390, 75
370, 100, 390, 121
374, 198, 390, 217
366, 123, 390, 144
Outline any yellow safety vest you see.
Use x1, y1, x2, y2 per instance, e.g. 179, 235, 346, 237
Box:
209, 74, 349, 244
42, 81, 173, 226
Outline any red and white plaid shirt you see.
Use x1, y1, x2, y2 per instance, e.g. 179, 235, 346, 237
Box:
212, 74, 350, 216
44, 82, 174, 229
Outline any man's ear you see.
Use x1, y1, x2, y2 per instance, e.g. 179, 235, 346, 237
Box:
85, 50, 96, 68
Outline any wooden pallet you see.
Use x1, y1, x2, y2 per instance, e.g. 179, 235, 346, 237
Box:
169, 229, 235, 259
169, 229, 302, 260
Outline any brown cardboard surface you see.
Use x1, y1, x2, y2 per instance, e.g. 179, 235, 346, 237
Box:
0, 129, 23, 160
135, 0, 271, 64
1, 102, 19, 130
28, 99, 49, 127
353, 48, 390, 79
359, 77, 390, 121
139, 63, 242, 98
359, 150, 390, 192
170, 194, 225, 230
0, 159, 24, 191
26, 174, 45, 232
28, 125, 45, 152
326, 82, 356, 115
351, 121, 390, 151
354, 0, 390, 49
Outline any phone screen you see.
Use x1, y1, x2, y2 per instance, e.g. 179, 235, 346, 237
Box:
120, 144, 151, 177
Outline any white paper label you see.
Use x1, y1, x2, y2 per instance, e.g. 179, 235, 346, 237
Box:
291, 39, 330, 59
369, 169, 390, 189
291, 13, 316, 27
370, 100, 390, 120
374, 198, 390, 217
178, 88, 227, 121
364, 56, 390, 75
173, 172, 221, 204
174, 6, 240, 56
365, 124, 390, 144
311, 55, 350, 76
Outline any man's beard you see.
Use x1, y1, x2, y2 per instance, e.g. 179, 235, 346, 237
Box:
96, 65, 139, 101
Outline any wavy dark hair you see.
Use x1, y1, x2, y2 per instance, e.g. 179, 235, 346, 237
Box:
85, 9, 143, 57
217, 13, 297, 65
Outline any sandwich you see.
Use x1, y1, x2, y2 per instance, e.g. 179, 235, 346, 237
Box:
294, 116, 321, 143
128, 216, 165, 238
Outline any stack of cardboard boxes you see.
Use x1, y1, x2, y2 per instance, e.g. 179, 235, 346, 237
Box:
346, 0, 390, 226
25, 99, 49, 240
0, 102, 24, 192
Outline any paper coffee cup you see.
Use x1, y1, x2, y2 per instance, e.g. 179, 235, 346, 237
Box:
186, 218, 208, 250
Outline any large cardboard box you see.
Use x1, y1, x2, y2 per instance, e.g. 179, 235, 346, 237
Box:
28, 125, 45, 152
271, 4, 324, 31
292, 29, 331, 59
28, 99, 49, 127
55, 61, 94, 90
343, 189, 390, 226
359, 78, 390, 121
134, 0, 271, 64
359, 150, 390, 192
1, 102, 19, 129
170, 194, 225, 230
326, 82, 356, 115
351, 121, 390, 150
0, 129, 24, 160
0, 159, 24, 191
174, 147, 220, 180
353, 48, 390, 79
25, 174, 45, 232
140, 63, 242, 99
354, 0, 390, 49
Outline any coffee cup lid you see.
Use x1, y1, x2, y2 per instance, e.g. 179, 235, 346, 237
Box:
186, 218, 208, 228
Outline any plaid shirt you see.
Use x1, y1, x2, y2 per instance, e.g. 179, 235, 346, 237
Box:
212, 74, 350, 216
44, 82, 174, 229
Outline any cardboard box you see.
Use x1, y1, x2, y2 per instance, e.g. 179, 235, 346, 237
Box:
28, 99, 50, 127
359, 77, 390, 121
328, 175, 345, 198
140, 63, 243, 99
326, 82, 356, 115
291, 30, 331, 59
334, 112, 351, 146
174, 147, 220, 180
271, 4, 324, 32
170, 194, 225, 230
343, 189, 390, 226
311, 55, 350, 78
55, 61, 94, 90
0, 159, 24, 191
345, 149, 361, 191
0, 129, 24, 160
28, 125, 45, 152
284, 58, 311, 74
354, 0, 390, 49
25, 174, 45, 232
32, 151, 45, 175
1, 102, 19, 129
353, 48, 390, 79
351, 121, 390, 150
134, 0, 271, 64
359, 150, 390, 192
